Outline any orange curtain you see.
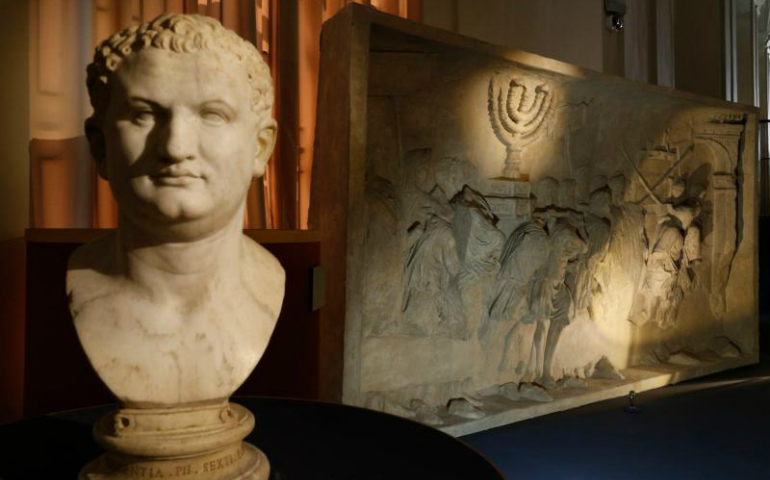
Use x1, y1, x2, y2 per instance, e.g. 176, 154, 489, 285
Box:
31, 0, 421, 230
294, 0, 421, 228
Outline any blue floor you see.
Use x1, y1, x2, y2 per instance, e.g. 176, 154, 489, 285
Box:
461, 359, 770, 480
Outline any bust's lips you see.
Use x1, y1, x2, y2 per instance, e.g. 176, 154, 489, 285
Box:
150, 168, 202, 186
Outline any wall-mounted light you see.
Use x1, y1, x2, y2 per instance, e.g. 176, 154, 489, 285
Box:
604, 0, 627, 32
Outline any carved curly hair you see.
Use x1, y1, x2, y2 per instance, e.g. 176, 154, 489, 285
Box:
86, 13, 273, 126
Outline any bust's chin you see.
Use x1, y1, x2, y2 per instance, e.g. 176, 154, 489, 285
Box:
152, 192, 212, 221
120, 198, 244, 242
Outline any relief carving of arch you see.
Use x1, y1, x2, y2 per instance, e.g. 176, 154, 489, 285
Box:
692, 120, 744, 318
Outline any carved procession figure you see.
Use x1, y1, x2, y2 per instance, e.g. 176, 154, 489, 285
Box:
572, 186, 613, 318
631, 178, 704, 329
316, 12, 754, 429
488, 214, 586, 386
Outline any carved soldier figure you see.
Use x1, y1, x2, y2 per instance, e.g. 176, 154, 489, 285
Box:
491, 218, 586, 384
588, 174, 647, 325
488, 221, 549, 374
532, 220, 587, 385
632, 179, 702, 329
451, 185, 505, 287
402, 211, 465, 336
572, 186, 613, 317
402, 154, 487, 338
401, 152, 463, 336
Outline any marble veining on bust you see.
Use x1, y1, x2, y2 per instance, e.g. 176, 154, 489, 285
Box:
68, 228, 284, 407
66, 14, 284, 409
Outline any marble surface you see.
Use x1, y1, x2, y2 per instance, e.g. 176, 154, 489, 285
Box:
65, 13, 283, 479
68, 231, 284, 407
67, 14, 284, 409
311, 5, 759, 433
440, 353, 757, 436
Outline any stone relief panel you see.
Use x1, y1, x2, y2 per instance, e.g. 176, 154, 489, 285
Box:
349, 45, 755, 429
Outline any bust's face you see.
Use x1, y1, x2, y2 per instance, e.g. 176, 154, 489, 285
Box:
100, 47, 273, 238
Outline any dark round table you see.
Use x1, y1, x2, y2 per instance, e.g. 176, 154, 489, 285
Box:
0, 397, 504, 479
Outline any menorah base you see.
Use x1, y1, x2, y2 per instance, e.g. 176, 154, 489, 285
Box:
78, 402, 269, 480
496, 173, 530, 182
502, 153, 527, 181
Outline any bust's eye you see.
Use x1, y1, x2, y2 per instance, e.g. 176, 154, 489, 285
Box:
200, 109, 228, 125
132, 109, 155, 125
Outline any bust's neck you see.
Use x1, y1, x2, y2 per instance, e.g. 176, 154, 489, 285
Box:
115, 209, 245, 299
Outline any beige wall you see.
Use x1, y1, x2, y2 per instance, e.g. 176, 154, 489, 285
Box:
422, 0, 734, 103
423, 0, 606, 72
0, 0, 30, 241
735, 0, 757, 106
674, 0, 725, 100
624, 0, 655, 83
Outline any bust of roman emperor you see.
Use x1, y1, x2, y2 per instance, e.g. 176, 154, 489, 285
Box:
67, 13, 285, 409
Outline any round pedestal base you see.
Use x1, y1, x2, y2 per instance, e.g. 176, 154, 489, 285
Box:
79, 442, 269, 480
79, 402, 269, 480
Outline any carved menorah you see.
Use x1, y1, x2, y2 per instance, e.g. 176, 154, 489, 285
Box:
488, 75, 553, 178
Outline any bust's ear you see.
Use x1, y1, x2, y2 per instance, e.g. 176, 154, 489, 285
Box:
85, 117, 108, 180
253, 119, 277, 178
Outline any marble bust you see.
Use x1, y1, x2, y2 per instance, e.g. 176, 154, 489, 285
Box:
68, 13, 284, 409
67, 14, 285, 480
67, 14, 283, 479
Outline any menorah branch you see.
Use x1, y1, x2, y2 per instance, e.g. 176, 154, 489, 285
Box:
488, 75, 554, 178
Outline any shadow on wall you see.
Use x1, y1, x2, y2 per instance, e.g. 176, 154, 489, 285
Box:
760, 216, 769, 353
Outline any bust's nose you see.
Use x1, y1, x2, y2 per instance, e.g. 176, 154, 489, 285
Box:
159, 112, 196, 163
